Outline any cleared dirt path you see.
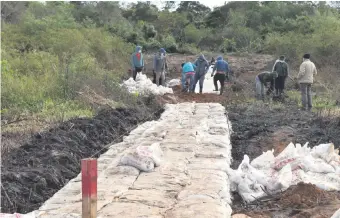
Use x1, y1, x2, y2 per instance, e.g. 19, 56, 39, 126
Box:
35, 103, 233, 218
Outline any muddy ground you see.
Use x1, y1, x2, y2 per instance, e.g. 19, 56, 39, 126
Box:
1, 96, 163, 213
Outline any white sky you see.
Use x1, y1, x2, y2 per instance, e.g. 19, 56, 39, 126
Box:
120, 0, 227, 10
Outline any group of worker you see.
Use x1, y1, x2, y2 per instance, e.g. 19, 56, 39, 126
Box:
131, 45, 230, 95
131, 46, 318, 111
130, 46, 167, 86
181, 55, 230, 95
256, 53, 317, 111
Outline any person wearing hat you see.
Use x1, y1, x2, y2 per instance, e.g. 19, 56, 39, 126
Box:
272, 55, 289, 96
153, 48, 168, 86
297, 53, 317, 111
255, 71, 278, 100
131, 45, 144, 81
211, 56, 229, 95
193, 53, 210, 94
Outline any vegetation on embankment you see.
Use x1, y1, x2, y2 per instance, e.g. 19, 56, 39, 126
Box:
1, 1, 340, 124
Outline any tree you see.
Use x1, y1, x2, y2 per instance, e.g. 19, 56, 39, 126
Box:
1, 1, 29, 23
176, 1, 211, 27
163, 1, 177, 11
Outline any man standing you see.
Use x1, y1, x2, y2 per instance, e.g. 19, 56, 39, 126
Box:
211, 56, 229, 95
272, 55, 289, 96
131, 46, 144, 81
181, 62, 197, 92
153, 48, 167, 86
297, 53, 317, 111
255, 71, 278, 100
193, 54, 210, 94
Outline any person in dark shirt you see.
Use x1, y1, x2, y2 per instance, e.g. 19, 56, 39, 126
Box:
255, 71, 278, 100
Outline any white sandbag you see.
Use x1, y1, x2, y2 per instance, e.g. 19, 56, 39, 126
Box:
122, 73, 173, 96
273, 157, 303, 171
301, 155, 335, 173
311, 143, 335, 162
120, 151, 155, 172
136, 143, 164, 167
167, 79, 181, 87
269, 164, 292, 192
275, 142, 297, 160
238, 178, 266, 203
251, 150, 275, 169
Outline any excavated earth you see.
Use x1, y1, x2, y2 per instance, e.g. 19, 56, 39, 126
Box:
1, 96, 163, 213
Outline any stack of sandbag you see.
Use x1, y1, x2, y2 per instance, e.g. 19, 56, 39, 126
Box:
122, 73, 173, 96
229, 142, 340, 202
167, 79, 181, 87
119, 143, 164, 172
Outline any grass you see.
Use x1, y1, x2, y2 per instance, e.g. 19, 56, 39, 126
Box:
286, 90, 338, 110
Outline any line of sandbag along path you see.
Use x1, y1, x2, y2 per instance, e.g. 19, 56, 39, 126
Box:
26, 102, 233, 217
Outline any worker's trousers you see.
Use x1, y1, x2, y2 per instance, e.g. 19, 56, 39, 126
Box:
193, 73, 205, 93
155, 71, 165, 86
300, 83, 312, 110
255, 76, 265, 100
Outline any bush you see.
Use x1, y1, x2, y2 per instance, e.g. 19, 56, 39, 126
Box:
162, 35, 178, 53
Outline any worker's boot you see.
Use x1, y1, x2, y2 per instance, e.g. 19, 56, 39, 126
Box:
199, 87, 203, 94
214, 85, 218, 91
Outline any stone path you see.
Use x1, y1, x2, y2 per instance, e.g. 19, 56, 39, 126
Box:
36, 103, 233, 218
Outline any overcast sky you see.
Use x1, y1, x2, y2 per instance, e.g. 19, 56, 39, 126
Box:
120, 0, 227, 10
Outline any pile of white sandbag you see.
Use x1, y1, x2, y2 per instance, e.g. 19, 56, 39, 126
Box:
119, 142, 164, 172
229, 142, 340, 203
122, 73, 173, 96
167, 79, 181, 87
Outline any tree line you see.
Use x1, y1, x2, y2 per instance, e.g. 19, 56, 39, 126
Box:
1, 1, 340, 120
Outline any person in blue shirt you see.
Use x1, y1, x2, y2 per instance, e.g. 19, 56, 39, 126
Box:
181, 62, 197, 92
131, 46, 144, 81
211, 56, 229, 95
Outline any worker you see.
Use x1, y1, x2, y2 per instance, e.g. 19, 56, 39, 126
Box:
211, 56, 229, 95
272, 55, 289, 96
153, 48, 167, 86
131, 46, 144, 81
210, 57, 215, 65
181, 61, 196, 92
193, 54, 210, 94
255, 71, 278, 100
297, 53, 317, 111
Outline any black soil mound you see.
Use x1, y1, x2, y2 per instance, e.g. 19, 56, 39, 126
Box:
1, 96, 164, 214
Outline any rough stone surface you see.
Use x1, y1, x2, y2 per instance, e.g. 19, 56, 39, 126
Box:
35, 103, 232, 217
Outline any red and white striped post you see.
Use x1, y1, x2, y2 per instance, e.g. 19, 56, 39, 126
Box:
81, 158, 97, 218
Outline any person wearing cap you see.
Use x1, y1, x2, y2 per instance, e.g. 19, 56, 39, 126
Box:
153, 48, 168, 86
131, 45, 144, 81
272, 55, 289, 96
193, 54, 210, 94
255, 71, 278, 100
211, 56, 229, 95
297, 53, 317, 111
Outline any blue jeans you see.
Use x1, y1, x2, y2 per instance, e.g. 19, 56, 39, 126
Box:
182, 73, 195, 92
